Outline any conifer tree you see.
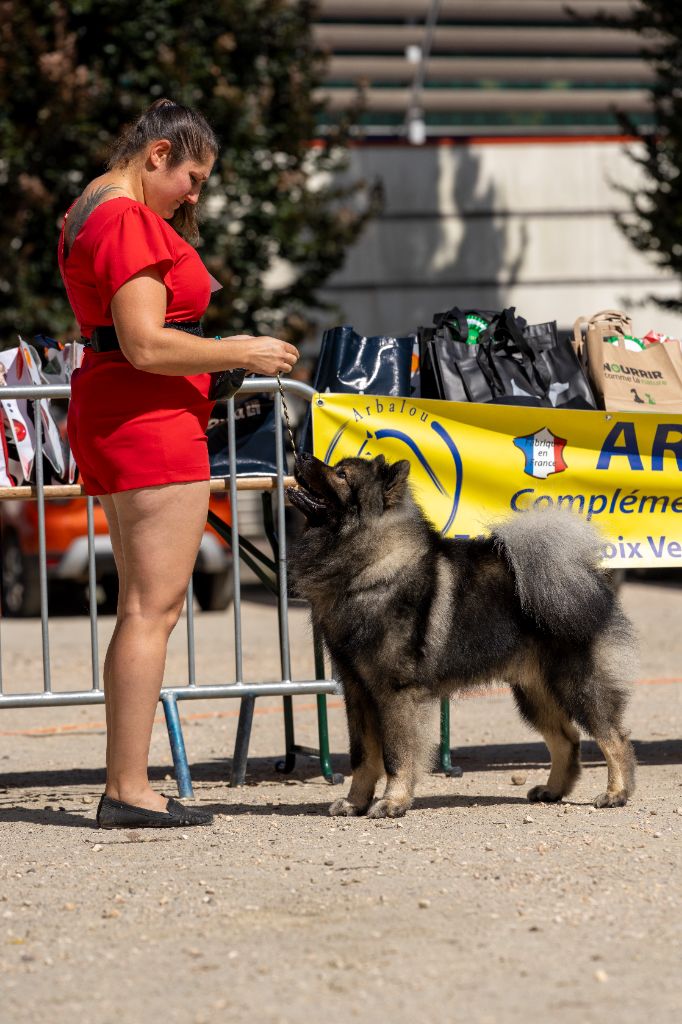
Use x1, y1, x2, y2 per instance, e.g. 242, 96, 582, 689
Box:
604, 1, 682, 309
0, 0, 380, 341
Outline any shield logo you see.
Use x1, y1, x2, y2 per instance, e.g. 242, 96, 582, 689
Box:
514, 426, 567, 479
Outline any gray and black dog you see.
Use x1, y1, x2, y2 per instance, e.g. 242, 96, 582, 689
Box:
287, 452, 636, 818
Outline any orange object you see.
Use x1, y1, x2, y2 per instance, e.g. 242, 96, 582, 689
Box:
0, 491, 232, 615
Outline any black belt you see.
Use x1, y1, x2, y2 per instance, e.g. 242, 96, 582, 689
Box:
83, 319, 204, 352
81, 320, 245, 401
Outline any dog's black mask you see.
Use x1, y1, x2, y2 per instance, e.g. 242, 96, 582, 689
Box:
286, 452, 411, 529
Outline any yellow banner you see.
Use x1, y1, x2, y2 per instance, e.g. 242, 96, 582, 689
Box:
311, 394, 682, 568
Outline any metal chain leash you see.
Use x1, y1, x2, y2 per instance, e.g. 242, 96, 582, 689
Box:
276, 372, 298, 458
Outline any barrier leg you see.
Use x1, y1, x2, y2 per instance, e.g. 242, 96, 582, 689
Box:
263, 491, 297, 776
161, 693, 195, 798
440, 698, 463, 778
276, 695, 297, 774
316, 694, 343, 785
312, 626, 342, 785
263, 493, 292, 773
230, 696, 255, 787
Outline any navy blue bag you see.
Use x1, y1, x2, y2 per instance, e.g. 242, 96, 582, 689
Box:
301, 324, 416, 451
208, 392, 284, 477
312, 324, 415, 396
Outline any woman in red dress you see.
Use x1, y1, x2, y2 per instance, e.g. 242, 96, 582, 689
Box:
58, 99, 299, 828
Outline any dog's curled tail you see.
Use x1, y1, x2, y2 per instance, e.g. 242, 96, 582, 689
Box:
491, 507, 612, 641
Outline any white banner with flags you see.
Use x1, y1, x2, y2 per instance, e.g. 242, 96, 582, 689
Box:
0, 337, 81, 486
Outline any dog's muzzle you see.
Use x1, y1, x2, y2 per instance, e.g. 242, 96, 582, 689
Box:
286, 453, 334, 521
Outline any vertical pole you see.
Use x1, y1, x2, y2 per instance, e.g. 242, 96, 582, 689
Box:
86, 496, 100, 690
279, 695, 296, 774
227, 395, 254, 786
313, 623, 338, 783
185, 574, 196, 687
405, 0, 442, 143
34, 400, 51, 693
230, 696, 255, 787
161, 693, 194, 799
315, 694, 338, 784
263, 489, 296, 775
227, 397, 243, 683
440, 698, 463, 778
273, 390, 292, 683
274, 389, 297, 774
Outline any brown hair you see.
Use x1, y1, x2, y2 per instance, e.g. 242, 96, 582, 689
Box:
107, 98, 219, 244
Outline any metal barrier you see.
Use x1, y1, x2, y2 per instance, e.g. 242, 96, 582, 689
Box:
0, 378, 342, 796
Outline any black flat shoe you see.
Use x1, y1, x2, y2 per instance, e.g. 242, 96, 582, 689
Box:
96, 794, 213, 829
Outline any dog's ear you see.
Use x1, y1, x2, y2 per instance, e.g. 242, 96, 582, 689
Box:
382, 459, 410, 506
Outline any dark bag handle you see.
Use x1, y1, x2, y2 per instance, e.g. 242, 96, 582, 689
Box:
493, 307, 533, 357
432, 306, 469, 342
490, 308, 553, 394
473, 338, 506, 398
491, 334, 553, 396
434, 307, 506, 346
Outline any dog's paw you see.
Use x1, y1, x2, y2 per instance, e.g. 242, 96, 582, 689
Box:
329, 797, 365, 817
527, 785, 563, 804
367, 799, 408, 819
593, 791, 628, 808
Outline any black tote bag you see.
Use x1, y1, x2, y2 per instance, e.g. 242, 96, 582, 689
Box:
480, 310, 553, 406
520, 320, 597, 409
301, 324, 416, 451
431, 306, 501, 345
421, 307, 596, 410
419, 306, 505, 403
483, 313, 596, 409
420, 327, 499, 404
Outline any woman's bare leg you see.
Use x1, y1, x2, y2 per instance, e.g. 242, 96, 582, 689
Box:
102, 480, 209, 811
97, 495, 126, 779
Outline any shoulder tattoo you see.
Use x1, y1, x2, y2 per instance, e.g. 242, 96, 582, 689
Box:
64, 184, 126, 255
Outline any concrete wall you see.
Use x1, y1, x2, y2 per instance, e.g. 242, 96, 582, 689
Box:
319, 139, 682, 340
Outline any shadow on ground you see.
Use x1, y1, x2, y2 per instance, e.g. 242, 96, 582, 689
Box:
0, 737, 678, 807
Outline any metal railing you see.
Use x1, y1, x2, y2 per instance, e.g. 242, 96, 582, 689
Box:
0, 378, 342, 795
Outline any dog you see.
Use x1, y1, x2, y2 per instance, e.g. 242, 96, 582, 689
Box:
287, 452, 636, 818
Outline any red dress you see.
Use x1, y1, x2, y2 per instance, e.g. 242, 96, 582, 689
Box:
58, 197, 214, 495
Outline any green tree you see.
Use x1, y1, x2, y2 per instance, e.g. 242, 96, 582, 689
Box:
596, 1, 682, 310
0, 0, 380, 342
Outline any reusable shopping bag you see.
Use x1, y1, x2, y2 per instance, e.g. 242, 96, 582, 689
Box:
301, 323, 417, 451
574, 313, 682, 412
572, 310, 633, 367
311, 323, 415, 397
419, 306, 500, 402
420, 306, 596, 410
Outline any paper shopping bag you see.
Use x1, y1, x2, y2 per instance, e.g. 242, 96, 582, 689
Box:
584, 333, 682, 412
573, 309, 634, 399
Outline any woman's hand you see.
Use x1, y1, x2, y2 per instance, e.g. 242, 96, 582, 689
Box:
231, 336, 299, 376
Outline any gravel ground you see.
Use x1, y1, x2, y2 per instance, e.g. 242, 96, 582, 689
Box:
0, 579, 680, 1024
